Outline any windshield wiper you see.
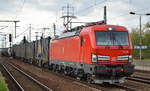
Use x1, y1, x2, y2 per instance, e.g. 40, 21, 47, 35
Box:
105, 31, 111, 49
111, 32, 123, 49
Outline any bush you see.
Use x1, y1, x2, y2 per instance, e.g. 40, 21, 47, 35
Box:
0, 72, 9, 91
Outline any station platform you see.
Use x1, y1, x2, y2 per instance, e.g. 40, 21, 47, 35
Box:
133, 60, 150, 71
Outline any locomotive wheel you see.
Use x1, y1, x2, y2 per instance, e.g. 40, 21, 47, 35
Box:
29, 59, 33, 64
52, 65, 55, 72
87, 77, 93, 83
48, 64, 53, 70
38, 60, 42, 67
87, 74, 94, 83
64, 70, 67, 75
55, 65, 60, 73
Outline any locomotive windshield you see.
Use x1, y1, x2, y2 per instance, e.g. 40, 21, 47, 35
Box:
95, 31, 129, 46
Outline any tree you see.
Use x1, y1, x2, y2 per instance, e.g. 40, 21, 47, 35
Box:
131, 28, 140, 58
131, 22, 150, 59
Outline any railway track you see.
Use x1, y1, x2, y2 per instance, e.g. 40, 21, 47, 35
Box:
136, 69, 150, 74
0, 64, 24, 91
112, 83, 142, 91
52, 71, 147, 91
43, 68, 142, 91
8, 59, 149, 91
112, 75, 150, 91
12, 60, 144, 91
111, 76, 150, 91
127, 76, 150, 84
2, 62, 52, 91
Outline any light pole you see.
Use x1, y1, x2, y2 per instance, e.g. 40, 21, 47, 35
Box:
130, 12, 150, 61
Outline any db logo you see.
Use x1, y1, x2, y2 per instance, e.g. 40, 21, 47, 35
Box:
123, 51, 129, 53
111, 57, 116, 61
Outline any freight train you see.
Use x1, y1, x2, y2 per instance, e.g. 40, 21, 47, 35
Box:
11, 37, 51, 66
2, 22, 134, 84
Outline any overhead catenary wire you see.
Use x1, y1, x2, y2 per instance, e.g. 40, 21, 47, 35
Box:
54, 0, 121, 33
74, 0, 150, 25
75, 0, 127, 15
103, 0, 150, 25
3, 0, 27, 46
14, 0, 26, 20
0, 26, 8, 30
15, 27, 29, 38
7, 0, 26, 31
75, 0, 107, 15
108, 7, 150, 22
11, 0, 150, 41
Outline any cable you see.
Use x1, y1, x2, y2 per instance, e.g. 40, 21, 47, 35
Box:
75, 0, 126, 15
5, 0, 26, 42
108, 7, 150, 22
76, 0, 107, 15
0, 26, 8, 30
14, 0, 26, 20
15, 27, 29, 38
75, 0, 150, 24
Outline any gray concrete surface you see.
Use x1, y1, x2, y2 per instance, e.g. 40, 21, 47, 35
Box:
133, 60, 150, 71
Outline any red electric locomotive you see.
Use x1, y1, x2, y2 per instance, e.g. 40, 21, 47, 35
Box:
49, 22, 134, 84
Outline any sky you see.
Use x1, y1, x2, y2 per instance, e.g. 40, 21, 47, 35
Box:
0, 0, 150, 47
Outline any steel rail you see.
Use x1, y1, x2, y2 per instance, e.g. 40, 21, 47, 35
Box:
127, 76, 150, 84
9, 63, 53, 91
113, 83, 142, 91
1, 64, 24, 91
133, 76, 150, 81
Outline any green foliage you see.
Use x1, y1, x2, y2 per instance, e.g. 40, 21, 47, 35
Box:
131, 28, 140, 58
0, 72, 9, 91
131, 22, 150, 59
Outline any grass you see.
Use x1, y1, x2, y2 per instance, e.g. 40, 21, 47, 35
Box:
0, 72, 9, 91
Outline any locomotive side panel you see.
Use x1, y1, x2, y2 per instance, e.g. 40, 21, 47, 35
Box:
50, 36, 81, 62
80, 28, 93, 65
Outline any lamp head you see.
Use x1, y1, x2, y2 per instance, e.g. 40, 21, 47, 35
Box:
130, 12, 136, 15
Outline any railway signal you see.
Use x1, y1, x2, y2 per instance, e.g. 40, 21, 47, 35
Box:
9, 34, 12, 42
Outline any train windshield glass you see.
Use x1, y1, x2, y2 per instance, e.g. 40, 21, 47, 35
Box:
95, 31, 129, 46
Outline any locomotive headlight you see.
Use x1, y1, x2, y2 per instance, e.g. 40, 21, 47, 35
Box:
129, 55, 132, 62
92, 54, 97, 63
129, 55, 132, 59
108, 27, 115, 31
108, 27, 113, 31
97, 55, 110, 60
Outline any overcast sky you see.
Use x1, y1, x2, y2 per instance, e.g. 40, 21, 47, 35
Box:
0, 0, 150, 47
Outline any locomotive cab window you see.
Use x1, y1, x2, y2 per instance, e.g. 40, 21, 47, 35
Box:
95, 31, 129, 46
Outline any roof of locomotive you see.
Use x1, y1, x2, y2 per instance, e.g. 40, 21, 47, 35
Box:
88, 24, 128, 31
53, 24, 128, 40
